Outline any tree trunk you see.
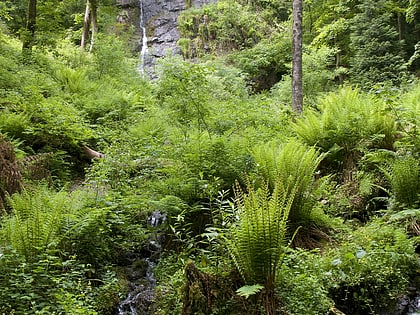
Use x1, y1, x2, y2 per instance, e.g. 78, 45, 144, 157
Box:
81, 0, 91, 49
22, 0, 37, 51
292, 0, 303, 114
89, 0, 98, 52
81, 0, 98, 51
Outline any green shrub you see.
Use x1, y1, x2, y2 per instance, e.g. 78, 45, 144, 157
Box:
152, 254, 185, 315
271, 45, 339, 104
25, 97, 93, 148
0, 109, 30, 140
277, 249, 332, 315
92, 35, 135, 80
228, 28, 291, 91
178, 0, 270, 55
349, 0, 407, 87
2, 186, 87, 260
177, 132, 252, 190
156, 57, 212, 135
394, 82, 420, 156
324, 221, 418, 314
0, 248, 97, 314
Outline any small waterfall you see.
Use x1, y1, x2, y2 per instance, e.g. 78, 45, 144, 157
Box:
139, 0, 149, 74
117, 211, 165, 315
117, 258, 157, 315
148, 210, 166, 227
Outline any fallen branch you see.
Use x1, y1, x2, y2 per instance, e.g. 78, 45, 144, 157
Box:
329, 306, 346, 315
82, 145, 105, 159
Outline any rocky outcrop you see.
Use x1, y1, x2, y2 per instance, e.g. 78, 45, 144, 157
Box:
117, 0, 216, 75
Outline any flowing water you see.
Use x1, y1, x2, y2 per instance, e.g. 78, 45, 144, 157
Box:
117, 211, 165, 315
138, 0, 149, 74
117, 258, 157, 315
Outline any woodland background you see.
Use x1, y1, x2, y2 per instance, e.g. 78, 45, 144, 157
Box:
1, 0, 420, 314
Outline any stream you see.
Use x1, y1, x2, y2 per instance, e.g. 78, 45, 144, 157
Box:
117, 211, 165, 315
117, 258, 157, 315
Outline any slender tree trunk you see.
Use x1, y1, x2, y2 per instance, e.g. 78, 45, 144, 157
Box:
397, 13, 402, 41
292, 0, 303, 114
22, 0, 37, 51
81, 0, 91, 49
81, 0, 98, 51
89, 0, 98, 52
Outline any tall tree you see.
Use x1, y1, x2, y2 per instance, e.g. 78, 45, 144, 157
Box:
81, 0, 98, 51
292, 0, 303, 114
22, 0, 37, 51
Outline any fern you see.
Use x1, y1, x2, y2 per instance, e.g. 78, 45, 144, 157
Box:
227, 178, 296, 289
53, 66, 89, 94
252, 139, 323, 224
390, 156, 420, 208
1, 186, 94, 261
293, 87, 396, 180
236, 284, 264, 299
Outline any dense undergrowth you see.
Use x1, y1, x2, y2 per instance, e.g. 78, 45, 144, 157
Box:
1, 0, 420, 314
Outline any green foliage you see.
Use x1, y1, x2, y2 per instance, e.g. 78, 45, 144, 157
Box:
0, 184, 138, 313
236, 284, 264, 299
272, 45, 340, 104
178, 0, 271, 55
152, 254, 185, 315
0, 249, 97, 314
26, 97, 93, 148
325, 220, 418, 313
226, 178, 297, 314
175, 132, 253, 191
394, 82, 420, 156
205, 61, 249, 101
0, 137, 22, 209
252, 139, 324, 225
386, 208, 420, 237
227, 179, 295, 288
2, 186, 86, 260
0, 109, 31, 140
53, 65, 90, 94
387, 156, 420, 208
349, 0, 407, 87
0, 33, 100, 180
277, 249, 332, 315
228, 28, 291, 91
294, 87, 397, 179
2, 1, 420, 314
177, 37, 192, 59
156, 57, 212, 135
92, 35, 136, 79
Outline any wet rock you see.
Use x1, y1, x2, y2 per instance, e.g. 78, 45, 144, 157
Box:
118, 0, 217, 76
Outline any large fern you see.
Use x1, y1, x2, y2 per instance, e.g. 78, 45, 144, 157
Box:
1, 186, 93, 261
227, 178, 296, 290
293, 87, 396, 181
252, 139, 323, 224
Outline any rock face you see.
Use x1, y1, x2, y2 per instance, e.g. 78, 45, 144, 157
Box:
117, 0, 216, 75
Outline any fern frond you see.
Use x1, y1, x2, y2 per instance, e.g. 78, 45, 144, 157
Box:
252, 139, 323, 224
2, 185, 96, 260
227, 177, 296, 288
390, 156, 420, 208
